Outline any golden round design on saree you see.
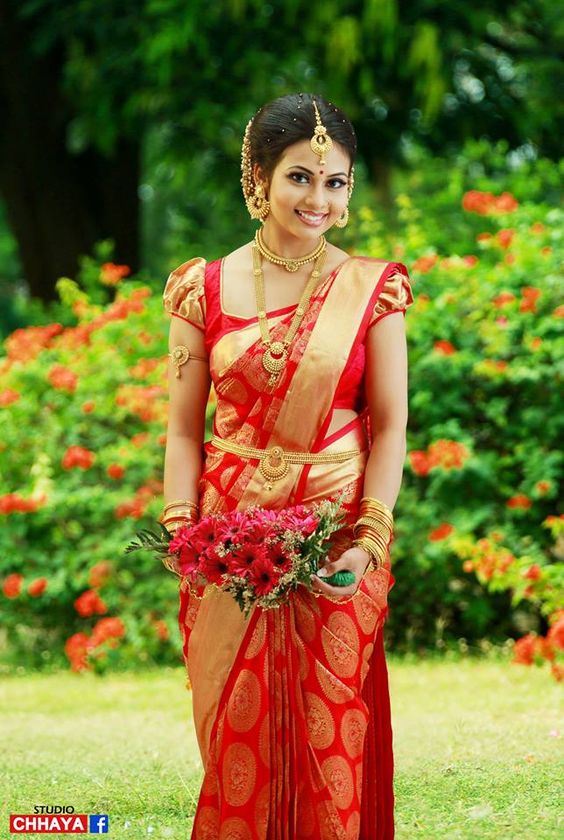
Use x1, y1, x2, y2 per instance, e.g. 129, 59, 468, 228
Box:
340, 708, 367, 759
222, 742, 257, 807
193, 805, 220, 840
321, 754, 355, 811
304, 691, 336, 750
352, 590, 381, 636
321, 627, 358, 679
316, 800, 348, 840
218, 816, 253, 840
243, 615, 267, 659
346, 809, 361, 838
294, 596, 317, 643
258, 714, 270, 768
327, 612, 360, 656
226, 668, 262, 733
315, 660, 355, 705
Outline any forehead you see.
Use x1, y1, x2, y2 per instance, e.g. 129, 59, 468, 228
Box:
276, 139, 350, 172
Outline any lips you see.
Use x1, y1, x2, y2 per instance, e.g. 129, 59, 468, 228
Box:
295, 210, 329, 225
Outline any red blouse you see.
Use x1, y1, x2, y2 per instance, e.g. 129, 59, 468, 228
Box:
163, 257, 415, 412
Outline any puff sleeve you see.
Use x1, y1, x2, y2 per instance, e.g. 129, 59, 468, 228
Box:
162, 257, 207, 331
367, 262, 415, 329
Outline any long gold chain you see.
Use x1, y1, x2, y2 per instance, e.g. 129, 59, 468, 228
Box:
255, 227, 326, 273
252, 243, 327, 388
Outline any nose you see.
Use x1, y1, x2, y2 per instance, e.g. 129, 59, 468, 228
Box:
304, 180, 329, 211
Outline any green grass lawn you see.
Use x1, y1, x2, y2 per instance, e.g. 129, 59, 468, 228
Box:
1, 655, 561, 839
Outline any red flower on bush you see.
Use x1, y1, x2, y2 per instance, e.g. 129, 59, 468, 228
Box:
152, 619, 169, 642
522, 564, 542, 581
506, 494, 532, 509
409, 450, 431, 476
462, 255, 478, 267
100, 262, 131, 286
74, 589, 108, 617
0, 492, 45, 514
429, 523, 455, 542
0, 388, 20, 407
107, 463, 125, 480
5, 323, 64, 363
91, 616, 126, 645
493, 292, 516, 308
28, 577, 48, 597
496, 228, 514, 249
520, 286, 541, 313
62, 446, 96, 470
88, 561, 112, 589
3, 573, 23, 598
434, 340, 457, 356
65, 632, 91, 672
81, 401, 96, 413
412, 254, 437, 273
463, 190, 518, 215
47, 364, 78, 392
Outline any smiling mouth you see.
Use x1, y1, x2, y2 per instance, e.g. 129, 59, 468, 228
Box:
295, 210, 329, 223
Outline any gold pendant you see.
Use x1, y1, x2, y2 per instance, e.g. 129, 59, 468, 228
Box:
259, 447, 289, 484
262, 341, 288, 375
286, 260, 299, 273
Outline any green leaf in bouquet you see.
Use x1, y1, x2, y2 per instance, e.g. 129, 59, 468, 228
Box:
124, 522, 172, 555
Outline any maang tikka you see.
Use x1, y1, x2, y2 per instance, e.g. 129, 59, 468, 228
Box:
310, 99, 353, 228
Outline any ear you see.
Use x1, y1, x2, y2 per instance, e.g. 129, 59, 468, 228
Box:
252, 163, 269, 195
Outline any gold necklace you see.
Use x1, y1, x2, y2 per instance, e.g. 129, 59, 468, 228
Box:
255, 227, 326, 273
252, 242, 327, 387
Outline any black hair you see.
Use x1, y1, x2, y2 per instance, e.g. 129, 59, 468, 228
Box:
249, 92, 357, 180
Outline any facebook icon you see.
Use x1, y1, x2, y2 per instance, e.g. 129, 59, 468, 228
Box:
89, 815, 109, 833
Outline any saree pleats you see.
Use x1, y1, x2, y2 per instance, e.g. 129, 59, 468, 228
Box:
182, 258, 400, 839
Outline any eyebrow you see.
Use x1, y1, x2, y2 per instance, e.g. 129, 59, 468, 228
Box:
285, 165, 348, 178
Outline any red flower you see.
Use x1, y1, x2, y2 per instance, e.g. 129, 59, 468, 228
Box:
88, 561, 112, 589
107, 463, 125, 480
433, 340, 457, 356
496, 228, 514, 249
522, 564, 542, 581
462, 560, 474, 573
28, 577, 48, 597
429, 523, 455, 542
512, 634, 536, 665
0, 388, 20, 407
248, 551, 279, 596
506, 495, 532, 509
462, 255, 478, 267
100, 262, 131, 286
48, 364, 78, 392
81, 401, 96, 414
412, 254, 437, 273
230, 543, 267, 578
90, 617, 126, 645
153, 619, 169, 642
547, 616, 564, 650
476, 232, 493, 242
530, 222, 545, 234
74, 589, 108, 617
62, 446, 96, 470
199, 546, 230, 585
0, 493, 44, 514
64, 632, 91, 672
409, 450, 431, 476
3, 573, 23, 598
493, 292, 516, 308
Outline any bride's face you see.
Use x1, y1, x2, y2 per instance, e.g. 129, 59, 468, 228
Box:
258, 139, 351, 240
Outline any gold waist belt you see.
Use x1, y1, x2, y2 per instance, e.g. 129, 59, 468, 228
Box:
210, 434, 362, 488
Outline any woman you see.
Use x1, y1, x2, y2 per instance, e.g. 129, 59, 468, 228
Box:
162, 93, 414, 840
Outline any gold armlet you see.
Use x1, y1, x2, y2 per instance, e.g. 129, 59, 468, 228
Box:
169, 345, 208, 379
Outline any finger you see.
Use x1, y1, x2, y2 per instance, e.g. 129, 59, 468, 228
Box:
315, 556, 354, 578
311, 576, 358, 598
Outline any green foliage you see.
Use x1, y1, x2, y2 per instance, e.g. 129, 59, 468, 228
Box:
0, 141, 562, 669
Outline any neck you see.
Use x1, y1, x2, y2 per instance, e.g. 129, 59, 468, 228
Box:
259, 219, 322, 259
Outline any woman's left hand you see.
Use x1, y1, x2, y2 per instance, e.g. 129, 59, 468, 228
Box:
311, 546, 371, 598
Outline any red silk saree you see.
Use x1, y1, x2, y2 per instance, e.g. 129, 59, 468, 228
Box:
165, 255, 414, 839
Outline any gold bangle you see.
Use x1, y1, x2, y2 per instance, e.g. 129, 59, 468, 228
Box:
353, 538, 385, 570
360, 496, 394, 517
163, 499, 199, 514
161, 508, 196, 519
353, 518, 393, 539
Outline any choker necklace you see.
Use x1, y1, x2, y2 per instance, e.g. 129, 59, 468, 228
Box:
255, 227, 326, 273
252, 242, 327, 387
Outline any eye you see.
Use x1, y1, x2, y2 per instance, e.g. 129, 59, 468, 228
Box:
288, 172, 347, 190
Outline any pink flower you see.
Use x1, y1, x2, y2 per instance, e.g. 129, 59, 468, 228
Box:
199, 546, 230, 585
230, 543, 266, 579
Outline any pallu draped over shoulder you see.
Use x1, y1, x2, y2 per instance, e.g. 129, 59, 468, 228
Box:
163, 254, 414, 840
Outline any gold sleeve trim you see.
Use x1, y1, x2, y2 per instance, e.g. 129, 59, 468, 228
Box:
162, 257, 207, 328
368, 264, 414, 327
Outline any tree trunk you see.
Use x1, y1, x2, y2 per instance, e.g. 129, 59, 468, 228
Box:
0, 2, 140, 302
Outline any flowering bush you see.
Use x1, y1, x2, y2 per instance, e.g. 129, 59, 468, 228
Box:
0, 140, 561, 672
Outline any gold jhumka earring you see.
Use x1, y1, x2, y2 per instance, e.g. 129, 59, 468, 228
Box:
241, 119, 270, 222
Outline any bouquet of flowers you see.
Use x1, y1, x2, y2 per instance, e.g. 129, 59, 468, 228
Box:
124, 492, 355, 616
